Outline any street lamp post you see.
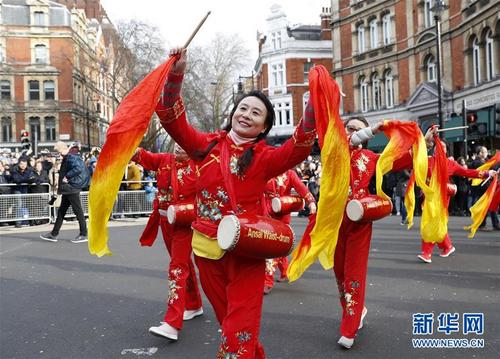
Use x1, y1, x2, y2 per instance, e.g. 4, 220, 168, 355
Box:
86, 96, 91, 151
432, 0, 448, 139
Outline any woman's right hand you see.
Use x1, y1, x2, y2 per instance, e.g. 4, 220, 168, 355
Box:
169, 48, 187, 74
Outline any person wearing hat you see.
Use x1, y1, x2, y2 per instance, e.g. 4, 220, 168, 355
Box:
40, 141, 90, 243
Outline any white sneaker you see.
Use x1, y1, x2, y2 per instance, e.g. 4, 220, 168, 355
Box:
338, 336, 354, 349
148, 322, 178, 340
358, 306, 368, 329
183, 307, 203, 321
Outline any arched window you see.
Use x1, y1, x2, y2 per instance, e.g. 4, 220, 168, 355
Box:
370, 19, 378, 49
384, 70, 394, 109
29, 116, 41, 143
35, 44, 48, 64
382, 14, 392, 45
359, 76, 369, 113
1, 116, 12, 142
424, 0, 435, 28
357, 25, 366, 53
372, 73, 381, 110
472, 37, 481, 85
486, 30, 495, 80
425, 55, 436, 83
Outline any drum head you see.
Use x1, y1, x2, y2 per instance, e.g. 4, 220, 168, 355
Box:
217, 215, 240, 250
166, 205, 176, 224
271, 197, 281, 213
346, 200, 364, 222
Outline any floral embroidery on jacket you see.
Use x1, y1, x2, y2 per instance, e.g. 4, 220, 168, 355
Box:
157, 187, 173, 205
216, 332, 252, 359
168, 268, 183, 304
229, 154, 240, 175
276, 173, 287, 188
197, 187, 229, 222
177, 165, 191, 185
265, 259, 277, 276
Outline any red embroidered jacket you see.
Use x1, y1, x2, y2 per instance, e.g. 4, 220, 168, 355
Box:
156, 103, 316, 238
264, 169, 315, 223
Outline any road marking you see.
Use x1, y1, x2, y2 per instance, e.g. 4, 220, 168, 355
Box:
121, 347, 158, 356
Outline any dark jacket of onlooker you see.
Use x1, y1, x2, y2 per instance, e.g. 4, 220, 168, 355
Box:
58, 149, 90, 194
10, 163, 36, 194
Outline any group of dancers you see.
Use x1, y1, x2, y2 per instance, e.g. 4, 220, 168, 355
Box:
129, 48, 498, 358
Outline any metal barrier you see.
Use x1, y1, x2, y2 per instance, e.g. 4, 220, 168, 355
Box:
0, 181, 157, 223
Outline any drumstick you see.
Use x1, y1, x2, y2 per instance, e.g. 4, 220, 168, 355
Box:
436, 126, 468, 132
183, 11, 211, 48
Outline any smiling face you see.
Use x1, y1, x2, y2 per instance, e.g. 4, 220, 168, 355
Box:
231, 96, 268, 138
345, 119, 368, 135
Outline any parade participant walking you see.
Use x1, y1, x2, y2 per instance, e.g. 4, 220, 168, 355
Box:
262, 169, 316, 294
40, 141, 89, 243
132, 144, 203, 341
332, 116, 412, 349
417, 136, 494, 263
155, 48, 316, 358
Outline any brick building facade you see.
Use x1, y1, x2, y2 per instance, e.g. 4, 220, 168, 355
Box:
0, 0, 121, 153
254, 4, 333, 145
331, 0, 499, 154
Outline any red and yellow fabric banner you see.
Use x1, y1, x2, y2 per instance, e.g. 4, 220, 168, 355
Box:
420, 136, 448, 243
404, 172, 416, 228
471, 152, 500, 186
88, 56, 177, 257
287, 65, 350, 282
465, 173, 498, 238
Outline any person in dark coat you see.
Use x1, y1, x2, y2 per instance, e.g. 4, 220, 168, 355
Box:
40, 141, 90, 243
10, 156, 36, 227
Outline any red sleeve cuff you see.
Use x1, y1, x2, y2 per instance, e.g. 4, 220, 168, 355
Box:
156, 98, 185, 124
292, 125, 316, 147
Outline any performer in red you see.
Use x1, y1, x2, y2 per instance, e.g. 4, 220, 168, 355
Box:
333, 116, 412, 349
132, 144, 203, 341
155, 48, 316, 358
416, 134, 493, 263
263, 170, 316, 293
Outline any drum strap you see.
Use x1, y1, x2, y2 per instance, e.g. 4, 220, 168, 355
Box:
220, 138, 241, 213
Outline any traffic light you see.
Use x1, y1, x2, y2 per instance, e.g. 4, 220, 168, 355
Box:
20, 129, 30, 150
467, 111, 478, 136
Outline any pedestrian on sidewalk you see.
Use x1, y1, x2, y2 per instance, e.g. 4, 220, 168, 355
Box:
40, 141, 89, 243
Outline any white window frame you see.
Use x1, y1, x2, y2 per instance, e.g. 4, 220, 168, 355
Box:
472, 37, 481, 85
382, 14, 391, 45
1, 116, 13, 142
273, 101, 292, 127
1, 80, 11, 100
486, 30, 495, 81
370, 19, 378, 49
360, 77, 369, 113
372, 74, 381, 110
357, 25, 366, 53
424, 0, 435, 28
34, 44, 48, 64
385, 71, 394, 108
272, 31, 282, 50
43, 80, 55, 100
426, 56, 436, 83
33, 11, 47, 26
271, 63, 284, 87
45, 116, 56, 141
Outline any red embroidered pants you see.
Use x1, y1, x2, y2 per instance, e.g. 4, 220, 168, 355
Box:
160, 218, 202, 330
333, 216, 372, 339
264, 256, 289, 288
195, 253, 266, 359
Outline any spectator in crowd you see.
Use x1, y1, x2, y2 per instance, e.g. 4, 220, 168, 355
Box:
40, 141, 90, 243
10, 156, 36, 227
39, 149, 54, 173
394, 169, 410, 225
453, 157, 470, 216
0, 161, 10, 195
29, 160, 50, 224
48, 160, 62, 218
125, 160, 142, 217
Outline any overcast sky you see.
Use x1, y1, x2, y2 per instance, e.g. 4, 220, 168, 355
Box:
100, 0, 330, 66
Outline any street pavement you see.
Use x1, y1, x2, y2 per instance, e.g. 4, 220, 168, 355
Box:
1, 215, 499, 359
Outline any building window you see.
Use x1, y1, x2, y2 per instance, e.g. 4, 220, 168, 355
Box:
424, 0, 435, 28
486, 30, 495, 81
29, 80, 40, 100
271, 63, 284, 87
33, 11, 47, 26
44, 80, 55, 100
382, 14, 391, 45
1, 116, 12, 142
35, 44, 48, 64
29, 117, 41, 144
272, 31, 282, 50
357, 25, 366, 52
303, 61, 314, 84
45, 116, 56, 141
0, 45, 5, 62
385, 70, 394, 108
425, 55, 436, 83
1, 80, 11, 100
472, 37, 481, 85
274, 102, 292, 127
372, 73, 381, 110
370, 19, 378, 49
360, 76, 368, 113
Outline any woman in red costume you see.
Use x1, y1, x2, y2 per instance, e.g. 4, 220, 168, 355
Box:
263, 169, 316, 294
416, 130, 494, 263
333, 116, 412, 349
155, 48, 317, 358
132, 144, 203, 341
